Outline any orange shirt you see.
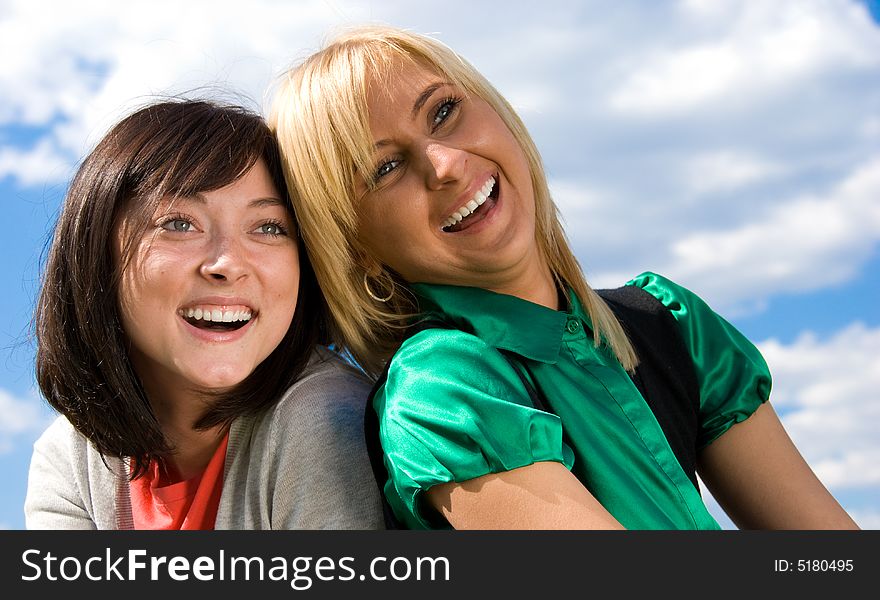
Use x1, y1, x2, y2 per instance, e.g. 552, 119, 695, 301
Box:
130, 433, 229, 530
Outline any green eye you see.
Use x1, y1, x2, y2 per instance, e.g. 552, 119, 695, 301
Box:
162, 219, 192, 232
257, 221, 288, 236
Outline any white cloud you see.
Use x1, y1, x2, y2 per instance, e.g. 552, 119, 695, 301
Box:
757, 322, 880, 489
0, 0, 376, 186
550, 180, 608, 228
663, 155, 880, 310
561, 152, 880, 312
611, 43, 746, 115
523, 3, 880, 314
609, 0, 880, 115
682, 150, 783, 194
862, 116, 880, 139
0, 388, 52, 455
0, 139, 73, 186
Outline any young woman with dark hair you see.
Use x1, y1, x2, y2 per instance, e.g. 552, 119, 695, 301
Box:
25, 99, 384, 530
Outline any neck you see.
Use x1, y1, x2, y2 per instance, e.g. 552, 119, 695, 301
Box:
142, 380, 228, 482
486, 252, 558, 310
161, 424, 227, 482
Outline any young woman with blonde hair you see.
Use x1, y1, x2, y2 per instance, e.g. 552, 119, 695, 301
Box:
270, 26, 858, 530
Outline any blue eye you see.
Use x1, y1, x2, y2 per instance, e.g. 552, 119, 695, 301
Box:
432, 97, 461, 130
375, 158, 401, 180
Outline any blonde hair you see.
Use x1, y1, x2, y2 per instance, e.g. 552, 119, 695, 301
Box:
270, 25, 637, 376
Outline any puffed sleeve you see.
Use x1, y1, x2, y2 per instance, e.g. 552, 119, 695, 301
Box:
628, 272, 772, 449
376, 329, 574, 529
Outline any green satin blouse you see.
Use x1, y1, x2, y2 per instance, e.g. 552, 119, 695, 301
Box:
374, 272, 772, 529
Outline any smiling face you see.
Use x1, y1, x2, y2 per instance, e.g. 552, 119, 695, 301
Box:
355, 59, 550, 297
116, 158, 300, 401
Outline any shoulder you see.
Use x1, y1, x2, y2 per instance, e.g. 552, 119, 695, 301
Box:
223, 348, 384, 530
377, 327, 537, 433
248, 347, 373, 441
625, 271, 708, 314
382, 327, 527, 406
33, 414, 90, 458
31, 414, 125, 477
26, 414, 124, 530
288, 346, 372, 407
389, 326, 506, 380
624, 272, 755, 348
624, 271, 731, 336
626, 273, 771, 444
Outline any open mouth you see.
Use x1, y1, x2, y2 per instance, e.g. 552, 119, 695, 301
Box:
177, 306, 253, 332
441, 176, 500, 233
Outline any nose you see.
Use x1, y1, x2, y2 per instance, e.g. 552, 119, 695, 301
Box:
423, 142, 467, 190
199, 233, 248, 283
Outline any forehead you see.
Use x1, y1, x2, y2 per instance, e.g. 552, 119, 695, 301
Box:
126, 159, 283, 219
366, 59, 448, 110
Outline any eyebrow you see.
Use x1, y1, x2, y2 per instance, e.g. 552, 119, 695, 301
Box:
373, 81, 448, 150
411, 82, 445, 119
247, 197, 285, 208
183, 193, 285, 208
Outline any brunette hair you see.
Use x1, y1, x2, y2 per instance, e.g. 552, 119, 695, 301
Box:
35, 99, 328, 478
270, 25, 636, 375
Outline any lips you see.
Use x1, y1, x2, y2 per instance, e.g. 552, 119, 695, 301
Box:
442, 176, 500, 233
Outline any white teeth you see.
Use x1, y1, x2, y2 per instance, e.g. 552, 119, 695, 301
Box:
178, 306, 253, 323
442, 176, 496, 230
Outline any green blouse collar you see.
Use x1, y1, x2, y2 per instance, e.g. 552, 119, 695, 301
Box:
409, 283, 591, 364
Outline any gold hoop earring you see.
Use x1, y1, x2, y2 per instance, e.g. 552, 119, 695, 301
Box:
363, 272, 394, 303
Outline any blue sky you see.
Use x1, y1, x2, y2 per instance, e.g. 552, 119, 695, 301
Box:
1, 0, 878, 529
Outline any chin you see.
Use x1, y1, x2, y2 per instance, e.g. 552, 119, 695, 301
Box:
189, 367, 254, 392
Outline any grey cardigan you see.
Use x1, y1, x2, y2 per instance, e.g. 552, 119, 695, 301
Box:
24, 350, 385, 530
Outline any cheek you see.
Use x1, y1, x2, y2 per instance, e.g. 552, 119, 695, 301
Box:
498, 131, 531, 181
358, 200, 394, 241
116, 273, 154, 359
264, 246, 301, 309
120, 253, 176, 299
479, 109, 532, 185
117, 259, 146, 321
116, 249, 182, 325
357, 188, 423, 261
